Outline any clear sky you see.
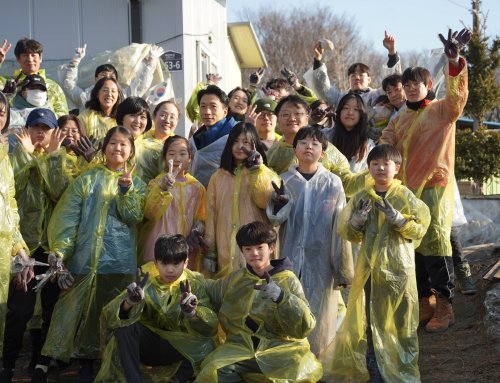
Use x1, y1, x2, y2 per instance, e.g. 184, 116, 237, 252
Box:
227, 0, 500, 53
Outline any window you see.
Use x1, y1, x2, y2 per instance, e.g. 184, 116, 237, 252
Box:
197, 40, 218, 83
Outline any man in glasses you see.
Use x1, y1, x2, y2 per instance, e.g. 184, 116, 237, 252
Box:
245, 97, 281, 151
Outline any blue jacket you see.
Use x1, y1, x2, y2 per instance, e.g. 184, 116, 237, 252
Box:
193, 117, 238, 150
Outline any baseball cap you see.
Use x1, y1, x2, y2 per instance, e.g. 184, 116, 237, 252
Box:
22, 74, 47, 91
254, 98, 277, 114
26, 108, 57, 129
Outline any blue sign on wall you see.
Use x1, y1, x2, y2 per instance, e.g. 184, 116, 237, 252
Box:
161, 51, 183, 71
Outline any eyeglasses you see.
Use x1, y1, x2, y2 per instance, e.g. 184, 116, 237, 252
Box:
257, 112, 275, 119
297, 140, 322, 148
280, 112, 307, 120
349, 73, 368, 79
404, 82, 424, 90
157, 113, 178, 122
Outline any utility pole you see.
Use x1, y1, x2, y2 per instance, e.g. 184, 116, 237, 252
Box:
471, 0, 480, 32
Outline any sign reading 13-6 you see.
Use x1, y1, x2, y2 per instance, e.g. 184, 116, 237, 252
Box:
161, 51, 183, 72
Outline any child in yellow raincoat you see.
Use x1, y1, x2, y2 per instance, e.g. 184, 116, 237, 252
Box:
78, 77, 124, 139
196, 221, 323, 382
139, 135, 206, 272
379, 28, 471, 333
320, 145, 430, 383
41, 127, 146, 382
204, 123, 280, 277
95, 235, 218, 383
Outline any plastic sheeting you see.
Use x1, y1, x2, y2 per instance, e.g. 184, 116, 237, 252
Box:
454, 198, 500, 247
133, 134, 164, 185
204, 164, 279, 277
266, 163, 347, 356
320, 177, 431, 383
42, 164, 146, 360
189, 135, 228, 188
195, 268, 323, 382
138, 172, 205, 266
78, 108, 117, 140
94, 270, 218, 383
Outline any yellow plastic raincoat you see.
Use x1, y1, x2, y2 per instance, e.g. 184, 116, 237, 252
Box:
42, 164, 146, 360
0, 143, 29, 356
9, 144, 78, 252
138, 172, 206, 268
319, 177, 430, 383
205, 164, 280, 275
78, 108, 117, 140
195, 260, 323, 382
379, 60, 468, 257
133, 132, 165, 185
0, 68, 69, 118
266, 139, 368, 197
95, 270, 218, 383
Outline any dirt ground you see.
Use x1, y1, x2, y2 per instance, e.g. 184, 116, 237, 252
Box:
5, 248, 500, 382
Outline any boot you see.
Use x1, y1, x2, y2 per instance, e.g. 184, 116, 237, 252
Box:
418, 295, 436, 326
365, 354, 385, 383
30, 368, 48, 383
426, 292, 455, 333
76, 364, 94, 383
455, 264, 477, 295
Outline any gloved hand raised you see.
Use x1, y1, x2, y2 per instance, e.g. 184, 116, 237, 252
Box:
2, 72, 30, 94
261, 87, 279, 100
73, 44, 86, 63
271, 180, 289, 207
126, 268, 150, 306
350, 199, 372, 230
186, 220, 209, 253
160, 159, 182, 191
71, 135, 102, 163
249, 67, 265, 87
375, 198, 407, 229
180, 280, 198, 318
438, 28, 472, 62
148, 46, 164, 62
241, 141, 263, 171
281, 67, 299, 88
206, 73, 222, 85
254, 272, 283, 303
311, 105, 335, 122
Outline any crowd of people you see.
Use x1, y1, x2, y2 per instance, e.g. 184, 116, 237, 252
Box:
0, 26, 475, 383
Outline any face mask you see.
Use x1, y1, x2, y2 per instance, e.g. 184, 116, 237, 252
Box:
26, 89, 47, 107
374, 105, 391, 119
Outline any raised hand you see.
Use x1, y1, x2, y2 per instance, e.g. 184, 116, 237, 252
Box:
374, 198, 407, 229
2, 71, 30, 94
71, 134, 101, 163
241, 140, 263, 170
39, 127, 67, 154
186, 221, 209, 253
72, 44, 87, 63
249, 67, 265, 87
254, 272, 283, 303
271, 180, 289, 207
245, 105, 260, 125
0, 39, 11, 64
350, 199, 372, 230
179, 280, 198, 318
261, 87, 279, 100
206, 73, 222, 85
13, 127, 37, 153
311, 105, 335, 122
383, 30, 396, 55
438, 28, 472, 61
160, 159, 182, 191
313, 40, 324, 61
118, 163, 136, 187
148, 46, 164, 63
281, 67, 299, 88
0, 129, 13, 146
126, 268, 150, 306
320, 39, 334, 50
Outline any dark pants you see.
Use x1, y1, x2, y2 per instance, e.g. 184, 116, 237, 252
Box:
364, 276, 374, 356
217, 358, 262, 383
415, 252, 454, 303
114, 321, 193, 383
450, 227, 467, 266
3, 247, 61, 369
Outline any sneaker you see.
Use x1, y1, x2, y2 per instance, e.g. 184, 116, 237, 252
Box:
30, 368, 48, 383
0, 368, 14, 383
76, 365, 94, 383
418, 295, 436, 326
455, 264, 477, 295
426, 292, 455, 333
365, 354, 385, 382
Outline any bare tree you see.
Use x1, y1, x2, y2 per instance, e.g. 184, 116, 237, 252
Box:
237, 5, 387, 94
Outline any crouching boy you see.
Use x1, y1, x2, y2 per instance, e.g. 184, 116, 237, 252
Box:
95, 235, 218, 383
319, 145, 430, 383
195, 221, 323, 382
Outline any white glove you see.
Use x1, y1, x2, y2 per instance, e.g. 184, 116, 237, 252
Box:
204, 258, 217, 273
375, 198, 407, 229
73, 44, 87, 63
350, 199, 372, 230
149, 46, 164, 61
